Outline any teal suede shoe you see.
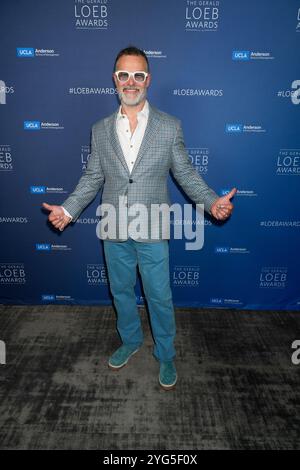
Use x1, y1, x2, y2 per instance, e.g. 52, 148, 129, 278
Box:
108, 344, 139, 370
159, 361, 177, 390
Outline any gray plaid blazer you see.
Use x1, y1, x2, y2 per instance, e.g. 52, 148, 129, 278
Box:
62, 103, 218, 241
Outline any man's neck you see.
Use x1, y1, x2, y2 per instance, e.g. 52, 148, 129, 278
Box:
121, 99, 146, 121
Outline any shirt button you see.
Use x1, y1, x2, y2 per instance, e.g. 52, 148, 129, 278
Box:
130, 145, 133, 148
129, 179, 133, 183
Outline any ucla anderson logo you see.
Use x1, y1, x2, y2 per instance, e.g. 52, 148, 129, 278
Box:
42, 295, 55, 301
24, 121, 64, 130
24, 121, 40, 130
30, 186, 46, 194
36, 244, 51, 251
42, 294, 74, 302
233, 50, 274, 61
17, 48, 35, 57
215, 247, 229, 254
226, 124, 242, 133
210, 298, 223, 305
232, 51, 250, 61
17, 48, 59, 58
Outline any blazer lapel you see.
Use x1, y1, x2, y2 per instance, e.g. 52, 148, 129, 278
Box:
104, 111, 130, 175
131, 104, 160, 174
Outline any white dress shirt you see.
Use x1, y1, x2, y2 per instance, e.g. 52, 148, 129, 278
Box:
116, 99, 149, 174
62, 100, 149, 220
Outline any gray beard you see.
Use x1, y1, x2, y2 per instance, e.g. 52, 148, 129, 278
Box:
117, 88, 147, 107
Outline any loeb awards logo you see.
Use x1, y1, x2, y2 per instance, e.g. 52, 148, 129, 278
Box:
185, 0, 220, 32
81, 145, 91, 171
0, 145, 13, 171
259, 267, 287, 289
172, 265, 200, 287
0, 263, 26, 285
187, 148, 209, 175
86, 264, 108, 286
74, 0, 109, 30
276, 149, 300, 176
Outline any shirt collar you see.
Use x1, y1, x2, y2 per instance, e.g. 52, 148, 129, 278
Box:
117, 100, 149, 121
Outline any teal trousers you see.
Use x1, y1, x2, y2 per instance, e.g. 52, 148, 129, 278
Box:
103, 239, 176, 362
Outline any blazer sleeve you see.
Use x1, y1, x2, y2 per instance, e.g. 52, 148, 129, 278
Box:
170, 121, 218, 214
62, 126, 105, 221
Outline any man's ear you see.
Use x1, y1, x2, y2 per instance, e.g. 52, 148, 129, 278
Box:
146, 73, 151, 88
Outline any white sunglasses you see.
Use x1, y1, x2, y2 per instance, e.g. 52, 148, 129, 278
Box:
114, 70, 149, 83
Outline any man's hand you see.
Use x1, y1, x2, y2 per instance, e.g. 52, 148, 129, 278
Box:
210, 187, 237, 221
42, 203, 71, 231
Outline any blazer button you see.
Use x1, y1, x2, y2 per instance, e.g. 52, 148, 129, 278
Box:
129, 179, 133, 183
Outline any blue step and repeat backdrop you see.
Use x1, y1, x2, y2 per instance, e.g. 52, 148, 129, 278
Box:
0, 0, 299, 310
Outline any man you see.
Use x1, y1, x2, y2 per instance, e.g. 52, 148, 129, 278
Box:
43, 46, 236, 390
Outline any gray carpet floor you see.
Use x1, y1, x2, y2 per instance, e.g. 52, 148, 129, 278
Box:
0, 305, 299, 450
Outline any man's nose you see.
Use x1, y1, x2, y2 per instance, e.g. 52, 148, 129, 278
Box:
127, 75, 135, 86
